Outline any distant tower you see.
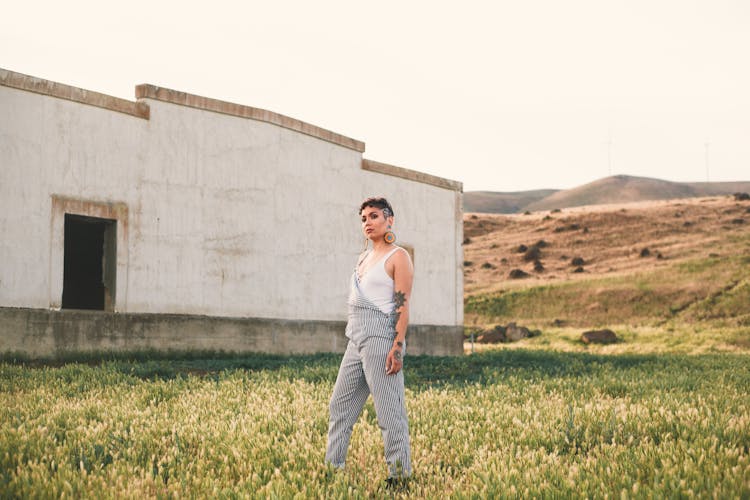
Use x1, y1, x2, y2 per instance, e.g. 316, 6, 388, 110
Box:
607, 129, 613, 177
704, 141, 710, 183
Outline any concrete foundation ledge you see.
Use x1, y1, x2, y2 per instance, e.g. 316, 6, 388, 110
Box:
0, 307, 463, 359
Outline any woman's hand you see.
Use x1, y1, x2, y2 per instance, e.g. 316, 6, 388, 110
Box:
385, 345, 403, 375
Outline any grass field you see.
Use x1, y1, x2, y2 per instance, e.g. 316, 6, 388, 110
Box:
2, 197, 748, 497
2, 348, 749, 498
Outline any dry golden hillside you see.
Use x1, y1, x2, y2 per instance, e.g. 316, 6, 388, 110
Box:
463, 195, 750, 297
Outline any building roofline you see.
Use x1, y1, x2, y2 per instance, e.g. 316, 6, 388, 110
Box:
1, 67, 463, 190
0, 68, 150, 119
0, 68, 365, 152
135, 84, 365, 153
362, 159, 463, 192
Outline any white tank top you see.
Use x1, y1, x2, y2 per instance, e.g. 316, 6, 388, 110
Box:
352, 247, 402, 315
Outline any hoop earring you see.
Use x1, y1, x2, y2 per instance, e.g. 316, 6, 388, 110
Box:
384, 225, 396, 244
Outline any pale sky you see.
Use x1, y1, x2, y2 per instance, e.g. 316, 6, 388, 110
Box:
2, 0, 748, 192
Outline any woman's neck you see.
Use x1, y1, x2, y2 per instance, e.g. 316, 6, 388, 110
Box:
370, 240, 392, 253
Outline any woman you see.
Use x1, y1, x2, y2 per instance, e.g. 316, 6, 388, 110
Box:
325, 197, 414, 483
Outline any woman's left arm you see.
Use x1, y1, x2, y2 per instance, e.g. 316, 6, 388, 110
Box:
386, 249, 414, 375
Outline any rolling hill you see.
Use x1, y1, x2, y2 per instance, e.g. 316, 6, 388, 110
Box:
462, 189, 558, 214
462, 195, 750, 334
464, 175, 750, 213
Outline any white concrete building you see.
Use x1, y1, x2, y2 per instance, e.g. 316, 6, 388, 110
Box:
0, 68, 463, 357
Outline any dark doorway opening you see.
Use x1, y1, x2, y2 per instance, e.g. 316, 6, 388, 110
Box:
62, 214, 117, 311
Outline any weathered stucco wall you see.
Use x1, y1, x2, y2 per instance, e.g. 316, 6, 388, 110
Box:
0, 68, 463, 356
0, 82, 147, 310
124, 96, 369, 321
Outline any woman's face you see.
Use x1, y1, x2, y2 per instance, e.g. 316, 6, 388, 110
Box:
361, 205, 392, 241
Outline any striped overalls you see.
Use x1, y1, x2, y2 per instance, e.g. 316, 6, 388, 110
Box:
325, 264, 412, 478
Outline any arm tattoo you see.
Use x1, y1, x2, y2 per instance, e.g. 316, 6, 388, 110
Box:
393, 290, 406, 324
394, 290, 406, 309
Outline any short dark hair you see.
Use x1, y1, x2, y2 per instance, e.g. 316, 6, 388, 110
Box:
359, 197, 394, 217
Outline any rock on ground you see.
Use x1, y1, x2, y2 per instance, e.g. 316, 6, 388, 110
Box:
475, 323, 541, 343
509, 269, 530, 279
581, 329, 619, 344
505, 322, 531, 341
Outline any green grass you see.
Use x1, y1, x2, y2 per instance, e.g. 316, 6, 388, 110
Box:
466, 324, 750, 355
2, 350, 749, 497
466, 253, 750, 328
